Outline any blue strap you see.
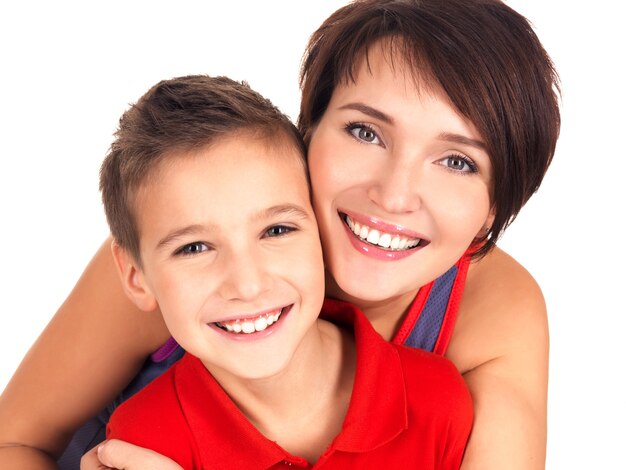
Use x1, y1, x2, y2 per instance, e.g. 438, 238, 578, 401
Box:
403, 265, 458, 352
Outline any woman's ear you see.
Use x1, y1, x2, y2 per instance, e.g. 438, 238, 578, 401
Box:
475, 207, 497, 241
111, 241, 158, 312
485, 206, 496, 233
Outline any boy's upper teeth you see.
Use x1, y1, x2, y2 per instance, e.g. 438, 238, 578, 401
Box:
346, 216, 420, 250
216, 309, 282, 334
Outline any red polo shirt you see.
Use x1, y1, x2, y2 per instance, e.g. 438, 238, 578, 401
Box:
107, 299, 472, 469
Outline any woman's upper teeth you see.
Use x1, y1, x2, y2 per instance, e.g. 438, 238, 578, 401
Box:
346, 216, 420, 250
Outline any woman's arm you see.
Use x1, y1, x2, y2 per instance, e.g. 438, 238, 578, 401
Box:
448, 247, 549, 470
0, 238, 171, 468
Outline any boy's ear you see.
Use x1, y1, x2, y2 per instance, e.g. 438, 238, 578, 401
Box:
111, 241, 158, 312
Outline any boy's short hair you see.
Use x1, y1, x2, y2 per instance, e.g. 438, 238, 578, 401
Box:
298, 0, 561, 257
100, 75, 306, 264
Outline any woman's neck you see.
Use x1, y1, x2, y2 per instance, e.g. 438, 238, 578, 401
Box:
324, 273, 419, 341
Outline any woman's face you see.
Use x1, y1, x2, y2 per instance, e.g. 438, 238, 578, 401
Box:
307, 43, 494, 309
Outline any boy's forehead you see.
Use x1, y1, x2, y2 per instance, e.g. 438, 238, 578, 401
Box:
220, 133, 309, 194
143, 132, 306, 185
134, 134, 311, 226
191, 132, 304, 169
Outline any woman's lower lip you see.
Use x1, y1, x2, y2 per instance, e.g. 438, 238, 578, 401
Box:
209, 306, 291, 341
342, 221, 419, 261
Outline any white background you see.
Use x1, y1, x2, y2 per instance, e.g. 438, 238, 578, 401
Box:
0, 1, 624, 468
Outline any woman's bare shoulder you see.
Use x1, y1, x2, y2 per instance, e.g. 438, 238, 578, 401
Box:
450, 249, 550, 469
448, 246, 548, 373
468, 246, 543, 299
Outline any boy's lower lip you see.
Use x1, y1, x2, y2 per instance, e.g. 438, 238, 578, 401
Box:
209, 305, 292, 341
341, 219, 422, 261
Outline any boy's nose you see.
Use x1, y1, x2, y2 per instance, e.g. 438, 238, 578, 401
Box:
219, 250, 273, 302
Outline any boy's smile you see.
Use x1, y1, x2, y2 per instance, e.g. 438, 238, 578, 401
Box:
212, 305, 289, 338
124, 132, 326, 381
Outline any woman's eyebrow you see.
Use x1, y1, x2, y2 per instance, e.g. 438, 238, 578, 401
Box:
438, 132, 486, 151
338, 104, 487, 152
338, 102, 394, 124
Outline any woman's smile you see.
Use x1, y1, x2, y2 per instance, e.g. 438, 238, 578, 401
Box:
340, 211, 429, 261
307, 41, 494, 307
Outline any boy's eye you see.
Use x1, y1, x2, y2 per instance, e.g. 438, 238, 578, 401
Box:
264, 225, 295, 238
439, 154, 478, 173
176, 242, 209, 256
346, 123, 381, 145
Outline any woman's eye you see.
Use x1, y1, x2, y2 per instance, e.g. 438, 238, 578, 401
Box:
347, 123, 381, 145
264, 225, 295, 238
440, 154, 478, 173
176, 242, 209, 256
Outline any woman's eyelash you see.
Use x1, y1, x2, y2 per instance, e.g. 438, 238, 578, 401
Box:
344, 122, 479, 174
344, 122, 381, 145
444, 153, 479, 173
344, 121, 480, 174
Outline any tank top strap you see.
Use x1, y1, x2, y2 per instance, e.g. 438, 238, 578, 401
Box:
392, 252, 471, 355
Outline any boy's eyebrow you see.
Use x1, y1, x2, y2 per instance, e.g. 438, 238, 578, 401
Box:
338, 102, 394, 124
252, 204, 311, 222
156, 225, 210, 250
437, 132, 487, 151
155, 204, 311, 250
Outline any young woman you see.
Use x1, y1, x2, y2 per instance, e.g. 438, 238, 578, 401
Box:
0, 1, 559, 469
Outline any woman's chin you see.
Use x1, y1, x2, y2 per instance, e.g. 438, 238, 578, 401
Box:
331, 272, 417, 307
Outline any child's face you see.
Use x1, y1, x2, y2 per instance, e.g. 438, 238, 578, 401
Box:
126, 134, 325, 381
307, 41, 495, 307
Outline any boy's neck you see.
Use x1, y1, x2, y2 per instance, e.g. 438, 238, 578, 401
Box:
208, 318, 355, 464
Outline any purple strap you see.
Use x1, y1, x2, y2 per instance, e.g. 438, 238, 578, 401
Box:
150, 336, 180, 362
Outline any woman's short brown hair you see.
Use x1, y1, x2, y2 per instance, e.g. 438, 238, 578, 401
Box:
299, 0, 561, 257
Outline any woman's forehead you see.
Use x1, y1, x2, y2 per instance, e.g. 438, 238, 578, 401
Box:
341, 38, 442, 97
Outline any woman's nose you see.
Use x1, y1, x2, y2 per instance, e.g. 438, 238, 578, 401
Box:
367, 157, 423, 214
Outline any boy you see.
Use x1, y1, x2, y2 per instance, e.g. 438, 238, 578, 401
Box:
102, 75, 473, 469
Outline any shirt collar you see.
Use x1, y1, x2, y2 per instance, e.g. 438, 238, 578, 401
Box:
174, 298, 408, 468
321, 298, 408, 453
174, 355, 301, 469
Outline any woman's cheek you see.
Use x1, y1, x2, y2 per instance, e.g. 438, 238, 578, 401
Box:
435, 186, 492, 247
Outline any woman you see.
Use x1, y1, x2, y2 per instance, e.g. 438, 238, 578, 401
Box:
0, 1, 559, 469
